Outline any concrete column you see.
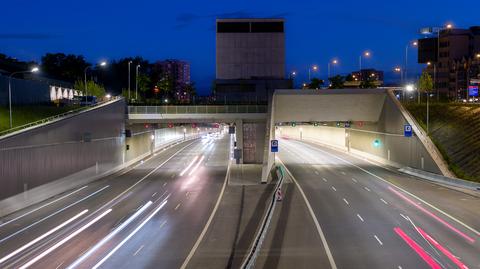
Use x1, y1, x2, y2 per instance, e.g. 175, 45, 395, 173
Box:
235, 119, 243, 164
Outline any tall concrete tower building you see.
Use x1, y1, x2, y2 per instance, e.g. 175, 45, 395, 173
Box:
215, 18, 291, 103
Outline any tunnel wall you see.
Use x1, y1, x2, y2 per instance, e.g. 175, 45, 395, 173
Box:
0, 99, 126, 216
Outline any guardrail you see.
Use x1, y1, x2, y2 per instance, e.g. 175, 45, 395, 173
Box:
128, 105, 268, 114
241, 165, 285, 269
0, 97, 121, 138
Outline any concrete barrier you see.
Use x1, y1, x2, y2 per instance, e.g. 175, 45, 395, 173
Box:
399, 167, 480, 192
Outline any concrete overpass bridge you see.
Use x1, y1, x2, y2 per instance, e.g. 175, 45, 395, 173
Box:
127, 88, 452, 182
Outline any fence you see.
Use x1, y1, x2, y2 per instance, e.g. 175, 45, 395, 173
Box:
128, 105, 268, 114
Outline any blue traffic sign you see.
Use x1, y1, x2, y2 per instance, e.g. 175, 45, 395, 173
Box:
271, 140, 279, 152
404, 124, 412, 137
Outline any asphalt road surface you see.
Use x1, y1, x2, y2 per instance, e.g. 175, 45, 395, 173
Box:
0, 133, 229, 269
277, 138, 480, 269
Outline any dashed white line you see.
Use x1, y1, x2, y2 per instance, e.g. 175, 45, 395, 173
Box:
175, 203, 181, 210
400, 213, 409, 221
364, 187, 371, 192
351, 178, 357, 183
374, 235, 383, 245
314, 171, 320, 175
357, 214, 364, 222
133, 245, 144, 256
341, 171, 346, 175
322, 178, 328, 182
343, 198, 349, 205
151, 192, 157, 197
160, 220, 167, 228
331, 186, 337, 192
380, 198, 388, 205
398, 266, 403, 269
163, 182, 167, 187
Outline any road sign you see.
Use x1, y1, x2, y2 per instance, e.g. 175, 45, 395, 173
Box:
468, 85, 478, 97
345, 121, 351, 128
404, 124, 412, 137
271, 140, 279, 152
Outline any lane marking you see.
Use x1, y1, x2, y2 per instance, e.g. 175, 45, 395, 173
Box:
357, 214, 364, 222
389, 186, 475, 243
180, 161, 232, 269
400, 214, 409, 221
163, 182, 167, 187
180, 156, 199, 176
66, 202, 152, 269
373, 235, 383, 245
188, 155, 205, 176
278, 158, 338, 269
159, 220, 167, 229
380, 198, 389, 205
0, 185, 88, 229
364, 187, 371, 192
351, 178, 357, 183
0, 210, 88, 264
296, 141, 480, 238
20, 209, 112, 269
151, 192, 157, 197
394, 227, 442, 269
0, 185, 109, 243
343, 198, 349, 205
92, 201, 167, 269
331, 186, 337, 192
314, 171, 320, 175
322, 178, 328, 182
341, 171, 346, 175
416, 227, 468, 269
175, 203, 181, 211
133, 245, 144, 256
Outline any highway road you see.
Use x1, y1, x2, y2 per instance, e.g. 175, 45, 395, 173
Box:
278, 138, 480, 269
0, 133, 229, 269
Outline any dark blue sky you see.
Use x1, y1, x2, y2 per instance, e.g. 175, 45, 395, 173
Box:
1, 0, 476, 94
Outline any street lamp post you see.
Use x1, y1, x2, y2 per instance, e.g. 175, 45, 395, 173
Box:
328, 59, 338, 79
290, 71, 297, 88
127, 61, 133, 101
308, 65, 318, 81
135, 64, 140, 100
8, 67, 39, 128
405, 41, 418, 82
84, 61, 107, 104
359, 51, 370, 71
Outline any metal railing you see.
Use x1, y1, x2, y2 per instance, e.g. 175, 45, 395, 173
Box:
0, 97, 122, 138
241, 165, 285, 269
128, 105, 268, 114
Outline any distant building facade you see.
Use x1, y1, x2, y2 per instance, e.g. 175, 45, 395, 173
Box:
417, 26, 480, 99
215, 18, 291, 103
155, 59, 191, 102
344, 69, 384, 88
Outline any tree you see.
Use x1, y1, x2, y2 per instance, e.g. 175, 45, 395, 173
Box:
359, 77, 377, 88
41, 53, 90, 82
329, 75, 345, 89
74, 80, 106, 98
137, 73, 152, 100
418, 71, 433, 94
156, 75, 174, 97
345, 74, 354, 82
308, 78, 324, 89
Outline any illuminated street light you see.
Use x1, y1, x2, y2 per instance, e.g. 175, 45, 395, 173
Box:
84, 60, 108, 104
405, 41, 418, 82
406, 84, 415, 92
359, 51, 371, 70
8, 66, 40, 128
164, 98, 169, 103
328, 58, 339, 78
308, 65, 318, 80
476, 53, 480, 58
446, 23, 453, 29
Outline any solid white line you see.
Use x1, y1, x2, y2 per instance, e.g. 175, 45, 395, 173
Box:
66, 202, 152, 269
92, 201, 167, 269
343, 198, 349, 205
297, 141, 480, 237
331, 186, 337, 192
180, 156, 199, 176
364, 187, 371, 192
380, 198, 388, 205
0, 185, 110, 243
0, 210, 88, 264
133, 245, 144, 256
357, 214, 364, 222
278, 158, 338, 269
0, 185, 88, 229
351, 178, 357, 183
20, 209, 112, 269
180, 161, 232, 269
188, 155, 205, 176
400, 214, 409, 221
374, 235, 383, 245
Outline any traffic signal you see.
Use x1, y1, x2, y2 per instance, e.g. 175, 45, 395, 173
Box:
292, 122, 296, 127
168, 123, 174, 128
373, 139, 381, 148
313, 122, 319, 127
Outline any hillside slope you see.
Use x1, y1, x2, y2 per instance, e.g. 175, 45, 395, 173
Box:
404, 103, 480, 182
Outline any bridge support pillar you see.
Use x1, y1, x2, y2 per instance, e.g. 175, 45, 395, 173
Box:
235, 119, 243, 164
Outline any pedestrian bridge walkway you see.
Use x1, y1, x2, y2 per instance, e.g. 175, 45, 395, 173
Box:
127, 105, 268, 123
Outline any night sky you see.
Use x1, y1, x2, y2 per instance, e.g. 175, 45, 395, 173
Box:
1, 0, 476, 94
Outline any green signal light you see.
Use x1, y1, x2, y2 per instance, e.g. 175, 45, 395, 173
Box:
373, 139, 381, 148
292, 122, 296, 127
